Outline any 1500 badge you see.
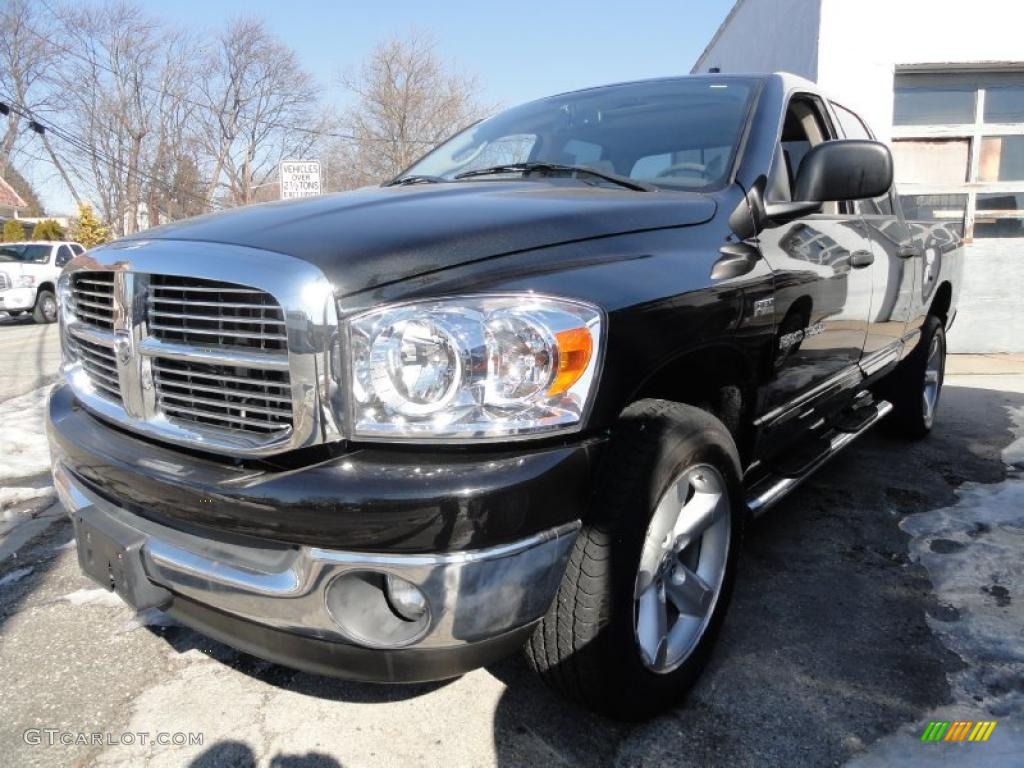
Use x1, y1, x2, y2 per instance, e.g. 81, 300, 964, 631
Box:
779, 321, 825, 351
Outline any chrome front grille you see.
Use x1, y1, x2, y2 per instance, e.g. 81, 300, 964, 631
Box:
69, 335, 122, 404
148, 275, 287, 351
69, 272, 115, 329
61, 254, 316, 456
153, 358, 292, 435
0, 272, 10, 290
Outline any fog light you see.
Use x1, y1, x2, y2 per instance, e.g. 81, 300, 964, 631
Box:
325, 570, 431, 648
385, 574, 427, 621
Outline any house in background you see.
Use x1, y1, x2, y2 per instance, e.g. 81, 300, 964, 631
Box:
0, 176, 28, 222
693, 0, 1024, 353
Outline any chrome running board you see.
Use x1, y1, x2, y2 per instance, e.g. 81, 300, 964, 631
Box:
745, 400, 893, 518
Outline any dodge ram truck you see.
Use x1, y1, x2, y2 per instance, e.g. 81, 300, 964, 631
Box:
0, 240, 84, 322
47, 72, 962, 719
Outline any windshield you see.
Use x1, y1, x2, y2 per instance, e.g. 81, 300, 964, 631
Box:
0, 243, 52, 263
403, 77, 757, 191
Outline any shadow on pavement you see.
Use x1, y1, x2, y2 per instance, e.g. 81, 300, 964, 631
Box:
484, 384, 1023, 766
190, 739, 342, 767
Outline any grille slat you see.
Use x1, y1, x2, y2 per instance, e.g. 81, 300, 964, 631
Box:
74, 297, 114, 312
158, 403, 291, 431
75, 288, 114, 300
149, 284, 273, 294
150, 310, 285, 326
148, 323, 287, 342
159, 391, 292, 417
157, 378, 291, 403
70, 272, 115, 330
148, 298, 282, 311
152, 361, 290, 390
0, 273, 11, 290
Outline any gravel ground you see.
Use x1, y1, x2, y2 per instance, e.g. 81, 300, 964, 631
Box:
0, 367, 1021, 767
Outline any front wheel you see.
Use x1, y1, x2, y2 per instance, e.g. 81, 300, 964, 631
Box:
525, 400, 744, 720
33, 290, 57, 324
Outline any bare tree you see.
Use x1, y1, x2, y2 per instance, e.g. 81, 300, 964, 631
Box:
0, 0, 80, 204
197, 17, 321, 208
328, 31, 492, 190
55, 2, 189, 234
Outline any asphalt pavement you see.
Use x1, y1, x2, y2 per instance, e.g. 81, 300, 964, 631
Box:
0, 314, 1021, 767
0, 313, 60, 401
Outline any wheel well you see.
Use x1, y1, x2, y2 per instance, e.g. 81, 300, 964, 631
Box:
929, 281, 952, 323
630, 345, 755, 461
37, 281, 55, 297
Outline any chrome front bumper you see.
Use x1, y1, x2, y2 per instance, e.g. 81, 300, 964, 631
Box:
54, 462, 578, 652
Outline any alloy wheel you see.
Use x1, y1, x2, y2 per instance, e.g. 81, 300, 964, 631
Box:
633, 463, 731, 674
922, 333, 943, 428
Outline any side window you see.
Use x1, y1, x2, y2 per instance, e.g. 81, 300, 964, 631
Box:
55, 245, 73, 267
767, 95, 840, 214
70, 244, 84, 255
831, 102, 894, 216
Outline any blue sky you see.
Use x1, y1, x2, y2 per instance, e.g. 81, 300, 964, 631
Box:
27, 0, 735, 213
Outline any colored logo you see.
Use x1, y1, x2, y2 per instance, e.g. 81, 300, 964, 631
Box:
921, 721, 997, 742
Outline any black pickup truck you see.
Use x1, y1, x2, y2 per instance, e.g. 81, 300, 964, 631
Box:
47, 72, 961, 719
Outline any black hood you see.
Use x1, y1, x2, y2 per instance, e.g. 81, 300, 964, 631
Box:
129, 180, 716, 295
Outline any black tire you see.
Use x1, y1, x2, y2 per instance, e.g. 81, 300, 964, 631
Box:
882, 315, 946, 439
33, 290, 57, 324
525, 399, 745, 720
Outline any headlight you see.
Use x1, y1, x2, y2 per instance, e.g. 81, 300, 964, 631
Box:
346, 295, 602, 440
18, 275, 35, 288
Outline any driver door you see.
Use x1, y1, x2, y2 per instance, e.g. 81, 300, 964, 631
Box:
756, 94, 875, 452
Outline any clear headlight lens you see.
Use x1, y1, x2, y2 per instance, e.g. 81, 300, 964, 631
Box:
17, 274, 35, 287
347, 295, 602, 440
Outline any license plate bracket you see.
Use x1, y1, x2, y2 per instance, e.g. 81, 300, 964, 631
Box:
73, 507, 171, 611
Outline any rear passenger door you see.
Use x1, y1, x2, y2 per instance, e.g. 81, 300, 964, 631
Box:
831, 102, 919, 376
756, 94, 875, 446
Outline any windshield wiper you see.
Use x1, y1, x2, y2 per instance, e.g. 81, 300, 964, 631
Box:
454, 162, 653, 191
385, 174, 448, 187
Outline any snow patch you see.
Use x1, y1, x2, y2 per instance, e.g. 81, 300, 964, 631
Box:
0, 484, 55, 513
1004, 404, 1024, 468
848, 404, 1024, 765
0, 385, 53, 483
0, 566, 33, 586
119, 607, 180, 633
62, 587, 127, 609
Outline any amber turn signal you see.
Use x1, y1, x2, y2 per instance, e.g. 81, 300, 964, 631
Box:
549, 327, 594, 396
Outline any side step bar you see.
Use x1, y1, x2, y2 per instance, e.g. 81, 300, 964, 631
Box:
745, 400, 893, 517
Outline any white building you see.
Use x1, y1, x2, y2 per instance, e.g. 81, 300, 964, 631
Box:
693, 0, 1024, 352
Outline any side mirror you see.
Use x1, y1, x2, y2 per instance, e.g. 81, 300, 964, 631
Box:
793, 139, 893, 203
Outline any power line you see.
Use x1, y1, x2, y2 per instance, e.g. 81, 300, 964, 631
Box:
25, 0, 438, 146
2, 95, 224, 214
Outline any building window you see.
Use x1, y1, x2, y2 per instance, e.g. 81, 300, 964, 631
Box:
894, 85, 976, 126
892, 70, 1024, 240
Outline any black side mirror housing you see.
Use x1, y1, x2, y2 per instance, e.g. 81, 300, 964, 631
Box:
793, 139, 893, 204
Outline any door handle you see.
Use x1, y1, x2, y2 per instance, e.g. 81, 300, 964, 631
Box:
850, 250, 874, 268
899, 243, 923, 258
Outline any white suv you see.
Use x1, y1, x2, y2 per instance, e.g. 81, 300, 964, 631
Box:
0, 240, 84, 323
